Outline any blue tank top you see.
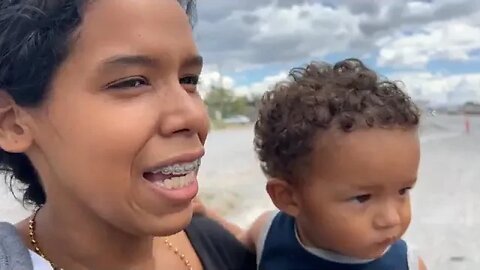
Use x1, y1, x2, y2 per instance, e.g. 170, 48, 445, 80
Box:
258, 212, 409, 270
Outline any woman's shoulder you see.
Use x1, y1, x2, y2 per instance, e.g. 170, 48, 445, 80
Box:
0, 222, 33, 270
185, 214, 257, 270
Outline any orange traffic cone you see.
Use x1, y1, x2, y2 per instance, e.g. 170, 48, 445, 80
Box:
465, 115, 470, 134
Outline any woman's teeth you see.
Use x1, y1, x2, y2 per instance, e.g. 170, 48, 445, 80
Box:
152, 159, 201, 175
144, 159, 200, 190
153, 173, 195, 190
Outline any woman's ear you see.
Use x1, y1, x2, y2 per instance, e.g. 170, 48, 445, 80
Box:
0, 91, 33, 153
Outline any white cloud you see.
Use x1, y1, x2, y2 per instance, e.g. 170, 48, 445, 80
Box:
252, 2, 361, 58
197, 0, 480, 72
200, 69, 480, 106
406, 1, 433, 16
235, 71, 288, 96
195, 0, 480, 103
377, 21, 480, 68
231, 69, 480, 105
390, 71, 480, 105
198, 68, 236, 98
199, 66, 288, 98
197, 2, 361, 71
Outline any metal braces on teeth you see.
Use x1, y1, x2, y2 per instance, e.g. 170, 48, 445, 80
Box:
159, 159, 201, 175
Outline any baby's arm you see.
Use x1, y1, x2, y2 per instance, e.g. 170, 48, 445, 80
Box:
192, 197, 273, 251
406, 242, 428, 270
192, 197, 245, 241
201, 208, 274, 252
238, 211, 275, 252
418, 257, 427, 270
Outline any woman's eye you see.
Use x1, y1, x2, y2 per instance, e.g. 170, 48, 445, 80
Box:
399, 187, 412, 196
351, 194, 371, 203
106, 77, 149, 89
179, 75, 200, 86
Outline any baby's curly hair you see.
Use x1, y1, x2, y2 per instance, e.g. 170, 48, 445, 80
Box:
254, 58, 420, 183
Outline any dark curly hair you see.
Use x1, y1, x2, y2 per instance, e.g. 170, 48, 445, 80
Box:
0, 0, 197, 207
254, 58, 420, 183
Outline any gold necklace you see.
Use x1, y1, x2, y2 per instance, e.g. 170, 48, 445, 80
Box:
28, 208, 63, 270
29, 208, 194, 270
163, 238, 194, 270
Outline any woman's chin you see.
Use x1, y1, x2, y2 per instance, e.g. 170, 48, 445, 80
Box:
146, 205, 194, 236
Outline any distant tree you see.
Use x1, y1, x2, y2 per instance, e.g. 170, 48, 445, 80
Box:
229, 96, 249, 117
247, 93, 263, 108
204, 86, 249, 119
464, 101, 478, 106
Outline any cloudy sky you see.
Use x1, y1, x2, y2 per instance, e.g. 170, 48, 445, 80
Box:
194, 0, 480, 106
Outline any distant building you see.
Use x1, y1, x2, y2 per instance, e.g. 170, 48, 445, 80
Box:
413, 99, 435, 115
461, 102, 480, 114
414, 99, 430, 111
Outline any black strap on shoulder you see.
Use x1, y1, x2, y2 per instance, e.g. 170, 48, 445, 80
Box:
185, 214, 257, 270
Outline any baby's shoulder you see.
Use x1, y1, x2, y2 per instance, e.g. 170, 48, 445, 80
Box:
387, 239, 425, 270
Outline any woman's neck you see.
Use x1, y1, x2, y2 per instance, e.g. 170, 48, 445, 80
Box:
30, 202, 156, 270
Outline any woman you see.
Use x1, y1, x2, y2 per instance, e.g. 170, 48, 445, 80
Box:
0, 0, 255, 269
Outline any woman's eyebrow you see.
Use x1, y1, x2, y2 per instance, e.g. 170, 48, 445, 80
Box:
99, 54, 159, 70
181, 54, 203, 70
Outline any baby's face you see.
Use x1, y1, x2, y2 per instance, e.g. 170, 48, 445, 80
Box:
293, 128, 420, 259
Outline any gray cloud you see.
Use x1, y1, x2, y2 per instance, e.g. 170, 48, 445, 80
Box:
248, 35, 306, 64
340, 0, 381, 15
348, 3, 380, 15
196, 16, 253, 52
196, 0, 274, 23
299, 10, 311, 18
241, 14, 259, 25
195, 0, 480, 72
358, 0, 480, 37
276, 0, 309, 8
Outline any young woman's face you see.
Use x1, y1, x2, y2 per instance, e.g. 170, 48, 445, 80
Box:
24, 0, 209, 235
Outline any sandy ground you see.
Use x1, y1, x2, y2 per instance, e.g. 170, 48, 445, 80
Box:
1, 114, 478, 269
404, 115, 480, 269
198, 114, 480, 270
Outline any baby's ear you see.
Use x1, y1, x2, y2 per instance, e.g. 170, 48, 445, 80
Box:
0, 91, 34, 153
266, 178, 300, 217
